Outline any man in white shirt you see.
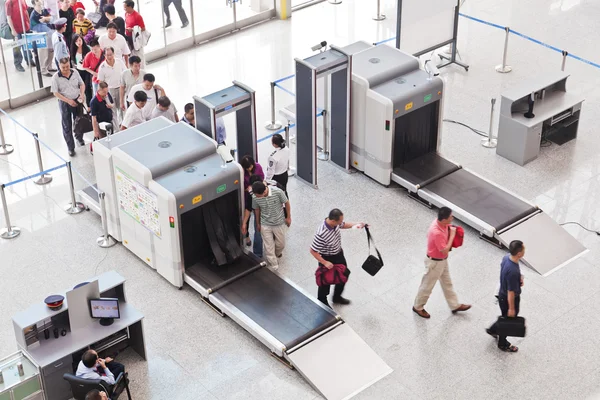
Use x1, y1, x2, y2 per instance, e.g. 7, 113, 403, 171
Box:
121, 90, 148, 130
98, 22, 130, 66
119, 55, 144, 111
97, 47, 126, 125
126, 73, 165, 116
150, 96, 179, 122
75, 349, 125, 386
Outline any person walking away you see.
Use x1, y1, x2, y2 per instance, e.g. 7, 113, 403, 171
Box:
413, 207, 471, 318
120, 90, 147, 130
51, 17, 69, 69
72, 8, 94, 43
246, 180, 290, 270
486, 240, 525, 353
29, 0, 55, 76
127, 73, 164, 116
51, 57, 85, 156
150, 96, 178, 122
90, 81, 113, 142
58, 0, 74, 50
103, 3, 124, 36
240, 155, 264, 248
123, 0, 145, 67
97, 46, 125, 126
99, 22, 129, 66
181, 102, 194, 126
265, 133, 290, 193
241, 174, 265, 259
309, 208, 365, 307
82, 37, 103, 92
70, 33, 92, 106
162, 0, 187, 28
119, 55, 143, 109
6, 0, 35, 72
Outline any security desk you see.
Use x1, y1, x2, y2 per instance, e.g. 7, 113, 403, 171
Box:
12, 271, 146, 400
496, 72, 584, 166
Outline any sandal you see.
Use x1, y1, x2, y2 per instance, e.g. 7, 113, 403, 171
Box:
499, 345, 518, 352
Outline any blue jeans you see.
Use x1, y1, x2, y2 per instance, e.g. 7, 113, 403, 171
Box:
252, 215, 263, 258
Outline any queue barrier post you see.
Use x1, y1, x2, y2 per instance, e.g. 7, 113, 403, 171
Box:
481, 98, 498, 148
97, 191, 116, 248
0, 184, 20, 239
33, 133, 52, 185
0, 119, 14, 155
265, 82, 283, 130
373, 0, 386, 21
495, 27, 512, 73
64, 161, 86, 214
561, 50, 568, 71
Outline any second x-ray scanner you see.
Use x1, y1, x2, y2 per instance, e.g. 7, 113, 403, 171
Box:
193, 81, 258, 161
345, 41, 587, 276
83, 117, 392, 399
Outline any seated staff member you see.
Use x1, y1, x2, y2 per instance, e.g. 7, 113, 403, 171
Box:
181, 103, 194, 126
265, 133, 290, 193
120, 90, 148, 130
309, 208, 365, 307
76, 349, 125, 385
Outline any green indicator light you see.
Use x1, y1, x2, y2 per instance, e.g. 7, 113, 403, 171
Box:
217, 184, 227, 193
424, 94, 432, 102
385, 120, 390, 131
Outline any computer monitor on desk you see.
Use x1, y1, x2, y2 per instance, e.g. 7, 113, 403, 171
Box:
89, 298, 120, 326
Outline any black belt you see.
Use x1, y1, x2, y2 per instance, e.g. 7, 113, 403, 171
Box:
427, 256, 446, 261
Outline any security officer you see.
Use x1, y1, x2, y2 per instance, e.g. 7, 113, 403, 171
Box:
265, 133, 290, 192
52, 18, 70, 69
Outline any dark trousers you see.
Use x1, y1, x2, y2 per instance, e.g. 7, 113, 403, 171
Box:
59, 100, 81, 151
79, 69, 94, 107
488, 295, 521, 348
163, 0, 188, 24
106, 361, 125, 378
273, 171, 289, 195
317, 251, 348, 304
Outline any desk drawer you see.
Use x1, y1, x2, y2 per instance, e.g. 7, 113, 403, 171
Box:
42, 355, 73, 377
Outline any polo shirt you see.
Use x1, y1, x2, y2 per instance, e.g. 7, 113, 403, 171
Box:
99, 33, 130, 60
51, 69, 83, 100
70, 1, 84, 12
90, 92, 114, 124
181, 116, 193, 126
98, 59, 127, 89
120, 69, 145, 100
150, 104, 177, 122
125, 10, 144, 36
5, 0, 29, 34
121, 103, 148, 129
127, 83, 158, 114
426, 219, 449, 259
498, 255, 521, 297
82, 51, 104, 84
251, 186, 287, 226
72, 17, 93, 36
311, 220, 345, 256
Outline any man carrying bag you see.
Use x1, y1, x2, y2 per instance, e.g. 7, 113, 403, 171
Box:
310, 208, 366, 308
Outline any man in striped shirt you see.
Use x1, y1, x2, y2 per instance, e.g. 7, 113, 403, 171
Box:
310, 209, 366, 307
248, 181, 291, 270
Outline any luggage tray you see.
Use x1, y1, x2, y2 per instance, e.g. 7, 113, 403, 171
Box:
392, 152, 459, 190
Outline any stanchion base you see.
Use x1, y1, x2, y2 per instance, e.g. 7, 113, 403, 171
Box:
0, 144, 14, 155
373, 14, 386, 21
265, 121, 283, 131
64, 202, 86, 214
495, 65, 512, 73
328, 0, 342, 4
97, 234, 117, 248
0, 226, 21, 239
34, 174, 52, 185
481, 138, 498, 148
317, 151, 330, 161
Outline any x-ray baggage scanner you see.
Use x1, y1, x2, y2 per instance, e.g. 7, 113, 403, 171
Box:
346, 42, 587, 276
85, 116, 391, 399
193, 81, 258, 161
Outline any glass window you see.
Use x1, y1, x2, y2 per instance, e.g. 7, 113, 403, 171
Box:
194, 0, 234, 36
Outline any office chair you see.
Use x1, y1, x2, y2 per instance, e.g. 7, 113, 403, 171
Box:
63, 372, 132, 400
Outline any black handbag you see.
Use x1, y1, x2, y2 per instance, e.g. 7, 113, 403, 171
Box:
74, 105, 93, 136
361, 226, 384, 276
495, 316, 526, 338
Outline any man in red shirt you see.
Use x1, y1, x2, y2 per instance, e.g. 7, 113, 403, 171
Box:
82, 38, 104, 93
123, 0, 145, 66
5, 0, 35, 72
412, 207, 471, 319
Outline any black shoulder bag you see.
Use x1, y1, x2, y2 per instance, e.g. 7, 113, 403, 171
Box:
361, 226, 384, 276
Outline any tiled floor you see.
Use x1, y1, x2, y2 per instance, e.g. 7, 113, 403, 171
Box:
2, 0, 600, 399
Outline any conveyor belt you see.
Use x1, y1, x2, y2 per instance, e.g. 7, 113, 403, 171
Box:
392, 153, 459, 190
214, 268, 338, 349
185, 253, 263, 293
422, 169, 537, 231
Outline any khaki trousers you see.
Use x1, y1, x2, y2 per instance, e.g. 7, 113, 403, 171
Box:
413, 257, 459, 310
261, 224, 286, 268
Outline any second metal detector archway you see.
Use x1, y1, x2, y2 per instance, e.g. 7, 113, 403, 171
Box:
194, 81, 258, 161
295, 46, 351, 188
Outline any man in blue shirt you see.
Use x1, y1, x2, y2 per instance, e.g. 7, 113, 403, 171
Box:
487, 240, 525, 352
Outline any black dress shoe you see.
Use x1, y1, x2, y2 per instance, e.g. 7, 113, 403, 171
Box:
77, 139, 85, 147
332, 296, 351, 305
16, 64, 25, 72
181, 20, 189, 28
68, 149, 76, 157
164, 20, 172, 28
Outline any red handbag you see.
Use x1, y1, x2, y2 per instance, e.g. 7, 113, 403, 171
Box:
315, 264, 350, 287
451, 225, 464, 248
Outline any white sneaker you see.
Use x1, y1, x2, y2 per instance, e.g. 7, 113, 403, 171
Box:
268, 264, 279, 271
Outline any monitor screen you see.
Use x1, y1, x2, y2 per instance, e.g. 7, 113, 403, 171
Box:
89, 298, 120, 319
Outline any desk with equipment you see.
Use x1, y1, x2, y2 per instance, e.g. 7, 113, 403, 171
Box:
496, 72, 584, 166
12, 271, 146, 400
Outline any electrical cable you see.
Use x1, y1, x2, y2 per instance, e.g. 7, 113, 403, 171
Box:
559, 221, 600, 236
443, 119, 488, 137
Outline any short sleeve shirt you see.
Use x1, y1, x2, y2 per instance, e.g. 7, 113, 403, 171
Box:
51, 69, 83, 100
82, 51, 103, 84
97, 59, 127, 89
426, 219, 449, 259
127, 83, 157, 113
498, 255, 521, 297
90, 93, 114, 124
311, 220, 345, 256
120, 69, 145, 100
121, 103, 148, 129
5, 0, 29, 34
99, 34, 131, 60
251, 186, 288, 226
125, 10, 144, 36
149, 104, 177, 122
